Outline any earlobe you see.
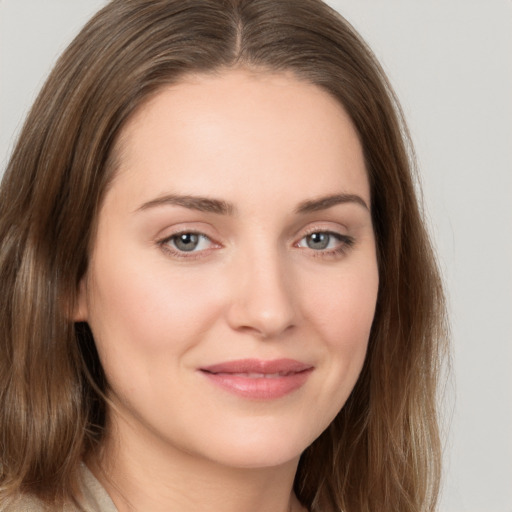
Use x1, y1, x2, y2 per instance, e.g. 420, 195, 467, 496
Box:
73, 278, 89, 322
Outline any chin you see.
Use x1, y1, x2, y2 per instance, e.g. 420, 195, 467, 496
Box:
208, 445, 304, 470
193, 421, 321, 470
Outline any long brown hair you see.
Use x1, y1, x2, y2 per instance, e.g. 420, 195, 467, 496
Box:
0, 0, 448, 510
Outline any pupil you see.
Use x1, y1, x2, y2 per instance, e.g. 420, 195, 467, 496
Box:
307, 232, 329, 250
175, 233, 199, 251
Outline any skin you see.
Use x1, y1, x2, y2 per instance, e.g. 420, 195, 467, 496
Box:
76, 69, 379, 512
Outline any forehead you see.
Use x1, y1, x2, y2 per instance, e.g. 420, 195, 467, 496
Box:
108, 69, 369, 210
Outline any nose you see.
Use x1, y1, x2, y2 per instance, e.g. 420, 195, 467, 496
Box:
225, 248, 297, 339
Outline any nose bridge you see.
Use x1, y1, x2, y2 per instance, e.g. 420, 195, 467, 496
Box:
227, 240, 297, 338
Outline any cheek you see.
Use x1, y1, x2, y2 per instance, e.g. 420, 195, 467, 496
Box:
304, 258, 378, 397
308, 262, 378, 346
84, 250, 225, 369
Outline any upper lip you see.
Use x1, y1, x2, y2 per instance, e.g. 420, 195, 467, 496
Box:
200, 358, 313, 375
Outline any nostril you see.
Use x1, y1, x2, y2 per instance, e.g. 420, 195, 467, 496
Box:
226, 300, 296, 339
225, 255, 297, 337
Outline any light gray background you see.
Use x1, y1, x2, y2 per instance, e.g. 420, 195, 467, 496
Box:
1, 2, 511, 511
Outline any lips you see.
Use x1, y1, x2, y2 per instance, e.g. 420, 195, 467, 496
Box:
199, 358, 313, 399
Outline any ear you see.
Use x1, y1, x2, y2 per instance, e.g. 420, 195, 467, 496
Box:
73, 277, 89, 322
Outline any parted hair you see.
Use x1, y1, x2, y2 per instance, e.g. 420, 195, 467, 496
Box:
0, 0, 447, 510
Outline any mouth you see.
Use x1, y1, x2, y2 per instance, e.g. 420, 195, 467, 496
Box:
199, 358, 314, 400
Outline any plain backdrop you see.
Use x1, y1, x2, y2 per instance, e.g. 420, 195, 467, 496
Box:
1, 2, 511, 511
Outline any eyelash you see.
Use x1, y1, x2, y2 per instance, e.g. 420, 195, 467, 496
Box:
157, 229, 355, 260
296, 229, 355, 258
158, 231, 217, 260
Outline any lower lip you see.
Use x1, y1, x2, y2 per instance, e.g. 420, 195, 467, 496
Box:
200, 370, 313, 400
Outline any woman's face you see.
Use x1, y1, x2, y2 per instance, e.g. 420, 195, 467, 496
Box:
77, 70, 379, 469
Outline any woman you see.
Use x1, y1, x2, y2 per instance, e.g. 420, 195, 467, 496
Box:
0, 0, 447, 511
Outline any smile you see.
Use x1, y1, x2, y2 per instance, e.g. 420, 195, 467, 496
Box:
199, 359, 314, 400
218, 371, 298, 378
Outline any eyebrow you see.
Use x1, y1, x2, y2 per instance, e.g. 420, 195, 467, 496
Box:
135, 192, 369, 216
295, 193, 369, 213
136, 194, 235, 215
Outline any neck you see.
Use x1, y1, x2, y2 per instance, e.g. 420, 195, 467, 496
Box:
89, 416, 305, 512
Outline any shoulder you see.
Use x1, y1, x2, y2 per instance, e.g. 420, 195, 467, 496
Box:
1, 465, 117, 512
1, 494, 84, 511
79, 464, 117, 512
1, 494, 51, 512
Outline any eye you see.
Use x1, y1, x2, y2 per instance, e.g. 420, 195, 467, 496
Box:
297, 231, 354, 253
162, 232, 214, 253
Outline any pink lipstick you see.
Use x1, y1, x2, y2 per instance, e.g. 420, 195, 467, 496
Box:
199, 358, 313, 399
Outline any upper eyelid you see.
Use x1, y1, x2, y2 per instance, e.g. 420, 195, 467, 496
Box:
161, 229, 210, 238
154, 212, 356, 241
300, 226, 346, 236
156, 223, 218, 241
296, 231, 353, 246
295, 222, 350, 240
156, 224, 350, 241
159, 231, 216, 246
158, 226, 347, 240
